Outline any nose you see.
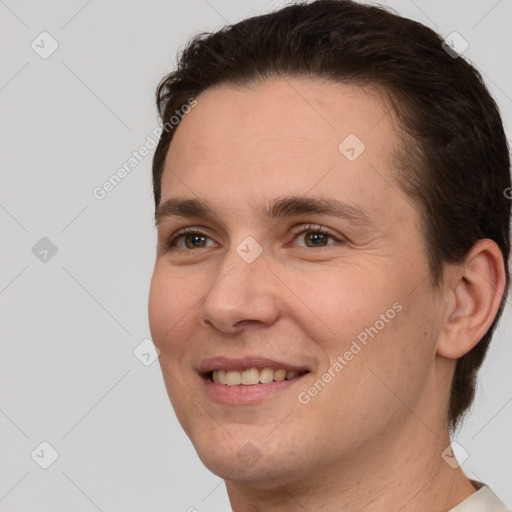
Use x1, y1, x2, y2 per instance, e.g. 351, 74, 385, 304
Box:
199, 245, 281, 334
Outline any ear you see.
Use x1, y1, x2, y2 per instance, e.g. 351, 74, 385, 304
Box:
436, 239, 507, 359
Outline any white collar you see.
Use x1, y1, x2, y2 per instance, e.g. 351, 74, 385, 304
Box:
449, 481, 510, 511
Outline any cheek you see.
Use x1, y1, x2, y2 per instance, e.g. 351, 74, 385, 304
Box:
287, 262, 401, 342
303, 294, 435, 447
148, 265, 202, 429
293, 259, 433, 378
148, 263, 199, 354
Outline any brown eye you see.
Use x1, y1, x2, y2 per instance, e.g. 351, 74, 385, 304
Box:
292, 224, 340, 248
164, 228, 216, 251
303, 231, 331, 247
182, 233, 209, 249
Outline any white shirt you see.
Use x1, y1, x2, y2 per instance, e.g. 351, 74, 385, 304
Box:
449, 481, 510, 511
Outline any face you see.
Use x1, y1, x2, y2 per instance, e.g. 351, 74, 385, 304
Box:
148, 77, 446, 487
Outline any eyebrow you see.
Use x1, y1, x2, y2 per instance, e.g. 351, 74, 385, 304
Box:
154, 195, 374, 228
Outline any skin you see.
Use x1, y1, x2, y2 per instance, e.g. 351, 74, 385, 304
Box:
148, 77, 505, 511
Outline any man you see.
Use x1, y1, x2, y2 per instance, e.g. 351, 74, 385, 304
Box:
148, 1, 511, 510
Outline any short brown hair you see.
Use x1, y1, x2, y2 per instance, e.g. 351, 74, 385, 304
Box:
152, 0, 511, 430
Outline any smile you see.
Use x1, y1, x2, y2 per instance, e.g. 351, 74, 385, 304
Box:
210, 367, 309, 385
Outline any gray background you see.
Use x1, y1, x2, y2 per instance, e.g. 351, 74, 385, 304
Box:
0, 0, 510, 510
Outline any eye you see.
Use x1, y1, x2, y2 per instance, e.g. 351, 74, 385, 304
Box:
160, 223, 343, 253
162, 227, 217, 251
291, 224, 341, 248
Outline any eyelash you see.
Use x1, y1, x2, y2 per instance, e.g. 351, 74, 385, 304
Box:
161, 224, 343, 252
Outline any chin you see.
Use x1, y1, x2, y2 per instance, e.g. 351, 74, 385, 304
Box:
188, 425, 311, 488
198, 449, 303, 489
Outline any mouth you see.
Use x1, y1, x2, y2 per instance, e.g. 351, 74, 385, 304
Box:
198, 357, 311, 404
207, 367, 309, 385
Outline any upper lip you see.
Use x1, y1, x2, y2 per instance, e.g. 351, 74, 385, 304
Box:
198, 356, 311, 374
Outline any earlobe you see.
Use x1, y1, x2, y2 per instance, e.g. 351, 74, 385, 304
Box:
436, 239, 506, 360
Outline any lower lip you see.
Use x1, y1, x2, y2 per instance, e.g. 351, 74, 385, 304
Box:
203, 375, 308, 404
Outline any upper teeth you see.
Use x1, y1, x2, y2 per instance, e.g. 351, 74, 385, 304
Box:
212, 368, 301, 385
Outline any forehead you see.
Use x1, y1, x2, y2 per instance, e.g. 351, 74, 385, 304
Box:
160, 77, 407, 220
168, 78, 397, 159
